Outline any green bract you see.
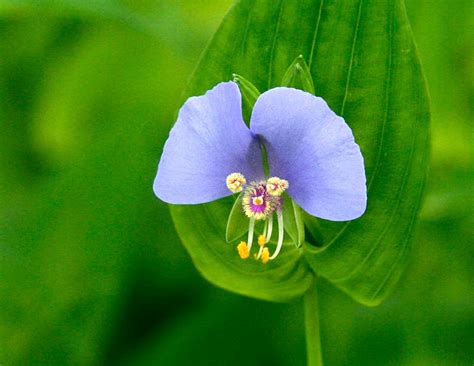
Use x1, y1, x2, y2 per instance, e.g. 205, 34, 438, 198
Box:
170, 0, 430, 306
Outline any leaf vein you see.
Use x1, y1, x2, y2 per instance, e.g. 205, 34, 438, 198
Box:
240, 6, 253, 56
370, 118, 429, 301
308, 0, 324, 68
340, 0, 363, 116
267, 0, 284, 89
370, 6, 432, 300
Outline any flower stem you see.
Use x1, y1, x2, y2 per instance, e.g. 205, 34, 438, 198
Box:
304, 278, 323, 366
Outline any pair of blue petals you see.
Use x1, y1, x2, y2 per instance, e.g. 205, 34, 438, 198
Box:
154, 81, 366, 222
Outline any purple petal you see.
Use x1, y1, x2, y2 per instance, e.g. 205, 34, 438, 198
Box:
250, 87, 366, 221
154, 82, 263, 204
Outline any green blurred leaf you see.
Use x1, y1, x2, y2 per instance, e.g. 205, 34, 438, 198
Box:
171, 0, 430, 305
281, 55, 315, 94
0, 0, 232, 58
0, 18, 190, 363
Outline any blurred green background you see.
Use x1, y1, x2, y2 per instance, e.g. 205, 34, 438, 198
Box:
0, 1, 472, 365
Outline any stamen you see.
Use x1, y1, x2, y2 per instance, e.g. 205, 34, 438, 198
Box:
269, 212, 284, 260
265, 215, 273, 244
237, 241, 249, 259
257, 220, 269, 250
255, 215, 274, 260
226, 172, 246, 193
261, 247, 270, 264
246, 217, 256, 251
255, 222, 266, 260
255, 244, 264, 260
232, 177, 289, 262
266, 177, 289, 196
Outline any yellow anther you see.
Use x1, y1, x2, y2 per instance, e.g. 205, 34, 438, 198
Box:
237, 241, 249, 259
261, 247, 270, 264
226, 172, 246, 193
258, 235, 266, 246
266, 177, 289, 196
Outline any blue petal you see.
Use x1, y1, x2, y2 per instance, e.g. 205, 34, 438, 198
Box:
250, 87, 367, 221
154, 82, 263, 204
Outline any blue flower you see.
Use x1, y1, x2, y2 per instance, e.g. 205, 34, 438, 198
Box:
154, 82, 367, 263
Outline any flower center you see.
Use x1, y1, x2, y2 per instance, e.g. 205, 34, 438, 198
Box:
242, 182, 277, 220
252, 196, 264, 206
226, 173, 289, 264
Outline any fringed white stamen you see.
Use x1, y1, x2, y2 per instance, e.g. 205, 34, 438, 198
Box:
269, 212, 284, 260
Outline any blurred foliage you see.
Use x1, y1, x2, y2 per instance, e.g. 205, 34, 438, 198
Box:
0, 0, 472, 365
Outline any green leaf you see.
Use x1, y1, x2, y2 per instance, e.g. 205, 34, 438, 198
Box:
171, 200, 312, 302
233, 73, 261, 123
171, 0, 430, 305
281, 55, 315, 94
